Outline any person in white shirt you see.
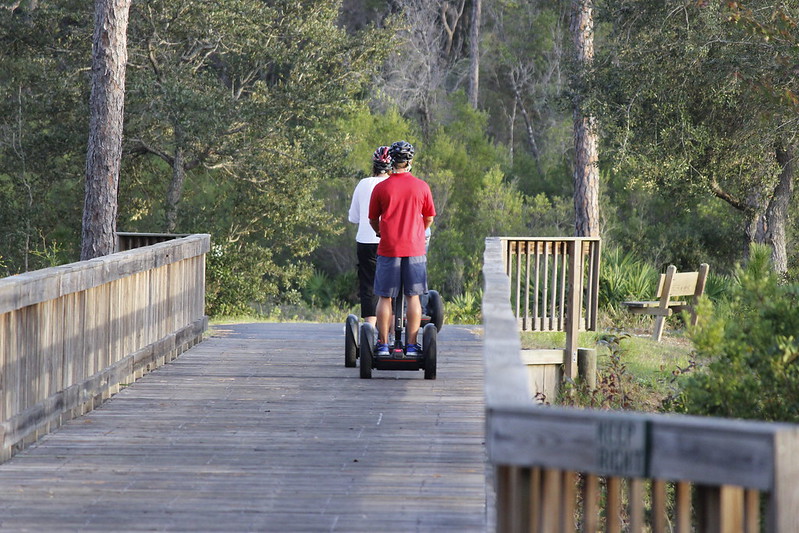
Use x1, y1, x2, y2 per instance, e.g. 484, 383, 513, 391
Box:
348, 146, 391, 326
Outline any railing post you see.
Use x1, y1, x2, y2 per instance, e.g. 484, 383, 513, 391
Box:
564, 240, 583, 380
768, 429, 799, 532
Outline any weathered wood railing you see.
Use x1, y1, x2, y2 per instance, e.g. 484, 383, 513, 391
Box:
483, 236, 799, 532
116, 231, 189, 252
0, 234, 210, 462
502, 237, 600, 384
503, 237, 600, 333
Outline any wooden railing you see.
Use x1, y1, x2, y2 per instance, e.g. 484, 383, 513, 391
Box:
482, 236, 799, 532
0, 234, 210, 462
115, 231, 189, 252
503, 237, 600, 333
501, 237, 600, 382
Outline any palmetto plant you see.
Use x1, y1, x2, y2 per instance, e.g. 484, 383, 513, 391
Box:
447, 290, 482, 324
599, 247, 658, 310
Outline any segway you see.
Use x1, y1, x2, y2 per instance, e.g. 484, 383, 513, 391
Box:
344, 290, 443, 368
359, 284, 437, 380
344, 313, 359, 368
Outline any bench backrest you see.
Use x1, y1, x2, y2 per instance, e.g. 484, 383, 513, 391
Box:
656, 263, 710, 300
657, 271, 699, 298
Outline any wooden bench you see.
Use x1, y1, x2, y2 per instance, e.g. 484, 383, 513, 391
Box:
622, 263, 709, 342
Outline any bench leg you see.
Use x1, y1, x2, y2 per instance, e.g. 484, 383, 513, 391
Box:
652, 315, 666, 342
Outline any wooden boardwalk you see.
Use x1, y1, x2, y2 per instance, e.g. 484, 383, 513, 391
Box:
0, 323, 487, 532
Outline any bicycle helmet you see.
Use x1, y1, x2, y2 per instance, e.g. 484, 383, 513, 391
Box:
388, 140, 414, 163
372, 146, 392, 174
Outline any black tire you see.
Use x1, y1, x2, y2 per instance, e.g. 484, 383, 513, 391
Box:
359, 323, 374, 379
427, 290, 444, 332
423, 323, 437, 380
345, 314, 359, 368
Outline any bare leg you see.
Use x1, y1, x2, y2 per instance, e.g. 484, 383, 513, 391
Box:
365, 316, 377, 326
376, 296, 393, 344
405, 294, 422, 346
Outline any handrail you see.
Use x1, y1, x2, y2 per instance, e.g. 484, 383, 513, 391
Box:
115, 231, 189, 252
482, 236, 799, 532
500, 237, 600, 381
0, 234, 210, 462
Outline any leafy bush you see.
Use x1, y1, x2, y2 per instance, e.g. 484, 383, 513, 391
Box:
702, 270, 734, 302
206, 242, 307, 317
446, 290, 482, 324
674, 244, 799, 422
301, 270, 357, 310
599, 247, 658, 308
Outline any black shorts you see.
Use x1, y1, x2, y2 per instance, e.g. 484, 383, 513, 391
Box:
356, 242, 379, 318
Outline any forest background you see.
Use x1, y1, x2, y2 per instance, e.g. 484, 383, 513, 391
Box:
1, 0, 797, 322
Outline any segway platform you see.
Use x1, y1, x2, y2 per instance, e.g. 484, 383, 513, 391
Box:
356, 284, 440, 380
344, 290, 443, 372
359, 322, 437, 380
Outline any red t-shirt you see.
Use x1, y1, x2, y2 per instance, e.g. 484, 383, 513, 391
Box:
368, 172, 436, 257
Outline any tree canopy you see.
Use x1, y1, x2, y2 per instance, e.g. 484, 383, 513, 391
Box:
2, 0, 799, 317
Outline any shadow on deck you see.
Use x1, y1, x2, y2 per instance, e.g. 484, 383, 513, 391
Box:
0, 323, 487, 532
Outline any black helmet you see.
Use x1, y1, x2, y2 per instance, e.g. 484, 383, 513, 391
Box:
372, 146, 392, 173
388, 141, 414, 163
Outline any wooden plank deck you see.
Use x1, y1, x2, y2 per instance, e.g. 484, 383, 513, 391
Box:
0, 323, 487, 532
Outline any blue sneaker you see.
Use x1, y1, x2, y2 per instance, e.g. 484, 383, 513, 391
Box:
405, 343, 422, 355
376, 342, 390, 356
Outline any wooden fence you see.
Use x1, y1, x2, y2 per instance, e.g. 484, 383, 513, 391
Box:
115, 231, 189, 252
483, 236, 799, 532
503, 237, 600, 334
502, 237, 601, 383
0, 234, 210, 462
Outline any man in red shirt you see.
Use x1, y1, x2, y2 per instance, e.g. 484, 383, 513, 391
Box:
368, 141, 436, 356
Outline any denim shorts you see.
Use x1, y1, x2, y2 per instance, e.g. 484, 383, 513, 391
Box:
373, 255, 428, 297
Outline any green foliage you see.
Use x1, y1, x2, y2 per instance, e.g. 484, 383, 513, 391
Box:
446, 290, 482, 324
0, 3, 88, 272
117, 0, 392, 315
300, 269, 357, 310
593, 0, 799, 274
205, 241, 308, 318
676, 244, 799, 421
420, 93, 511, 296
602, 176, 742, 275
524, 193, 574, 236
703, 271, 735, 302
599, 247, 658, 309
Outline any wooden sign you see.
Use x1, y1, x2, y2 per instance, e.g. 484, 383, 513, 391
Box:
596, 418, 649, 478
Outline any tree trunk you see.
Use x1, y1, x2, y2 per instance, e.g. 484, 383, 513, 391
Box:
165, 146, 185, 233
467, 0, 481, 108
742, 191, 764, 263
81, 0, 131, 260
762, 142, 794, 275
511, 80, 543, 176
508, 97, 516, 164
571, 0, 599, 237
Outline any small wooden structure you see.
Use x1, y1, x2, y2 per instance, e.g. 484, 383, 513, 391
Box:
0, 233, 209, 462
483, 238, 799, 532
501, 237, 601, 385
622, 263, 709, 341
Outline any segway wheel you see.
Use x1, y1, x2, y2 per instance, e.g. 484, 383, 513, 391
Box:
345, 314, 359, 368
422, 323, 437, 380
427, 290, 444, 332
359, 323, 374, 379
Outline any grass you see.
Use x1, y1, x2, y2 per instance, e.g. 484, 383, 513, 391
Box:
210, 302, 354, 325
521, 329, 695, 412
